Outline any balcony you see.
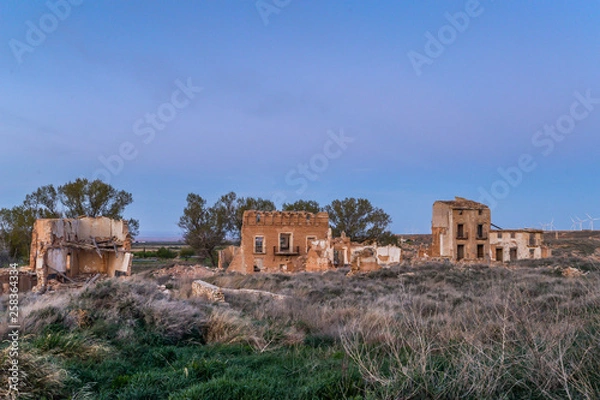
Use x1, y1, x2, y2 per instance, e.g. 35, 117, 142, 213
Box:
456, 233, 469, 240
274, 245, 300, 256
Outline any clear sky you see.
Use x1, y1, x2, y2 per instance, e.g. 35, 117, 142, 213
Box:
1, 0, 599, 238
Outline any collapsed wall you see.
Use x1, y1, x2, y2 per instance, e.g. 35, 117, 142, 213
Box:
29, 217, 132, 291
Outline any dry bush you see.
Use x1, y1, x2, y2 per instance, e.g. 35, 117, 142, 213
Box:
14, 278, 208, 343
18, 292, 72, 336
337, 270, 600, 399
204, 308, 264, 347
72, 278, 207, 342
207, 263, 600, 398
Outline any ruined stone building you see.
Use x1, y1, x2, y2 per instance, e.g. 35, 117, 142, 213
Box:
431, 197, 550, 262
227, 210, 330, 274
490, 229, 551, 262
431, 197, 492, 261
29, 217, 132, 291
225, 210, 402, 274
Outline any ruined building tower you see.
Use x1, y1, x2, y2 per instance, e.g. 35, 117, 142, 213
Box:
431, 197, 491, 261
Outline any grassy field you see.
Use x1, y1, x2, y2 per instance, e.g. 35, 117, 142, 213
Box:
2, 235, 600, 399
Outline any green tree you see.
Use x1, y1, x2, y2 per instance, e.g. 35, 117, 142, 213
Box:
59, 178, 133, 219
1, 185, 61, 261
126, 219, 140, 239
324, 198, 393, 244
59, 178, 138, 238
0, 206, 37, 261
23, 184, 60, 218
212, 191, 238, 237
282, 200, 321, 213
212, 193, 276, 240
0, 179, 138, 262
376, 230, 400, 246
178, 193, 228, 267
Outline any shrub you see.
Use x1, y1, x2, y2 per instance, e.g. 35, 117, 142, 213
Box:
179, 247, 195, 260
133, 250, 158, 258
156, 247, 178, 259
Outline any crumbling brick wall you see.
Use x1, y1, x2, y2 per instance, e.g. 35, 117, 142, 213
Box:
29, 217, 132, 292
227, 211, 330, 274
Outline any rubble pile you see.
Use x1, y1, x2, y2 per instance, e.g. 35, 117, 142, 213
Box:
152, 264, 216, 280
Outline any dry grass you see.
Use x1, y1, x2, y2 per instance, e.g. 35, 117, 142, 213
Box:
0, 345, 94, 400
7, 252, 600, 398
185, 260, 600, 398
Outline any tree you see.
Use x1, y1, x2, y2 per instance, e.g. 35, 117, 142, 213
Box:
59, 178, 133, 219
234, 196, 276, 237
0, 179, 139, 262
0, 206, 37, 261
1, 185, 60, 261
212, 191, 238, 237
23, 184, 60, 218
178, 193, 228, 267
282, 200, 321, 213
324, 198, 393, 244
127, 219, 140, 239
209, 192, 276, 240
376, 230, 400, 247
59, 178, 138, 239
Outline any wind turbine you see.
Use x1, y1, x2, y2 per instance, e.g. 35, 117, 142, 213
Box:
576, 216, 585, 231
586, 214, 600, 230
549, 218, 555, 232
570, 217, 577, 231
539, 222, 549, 231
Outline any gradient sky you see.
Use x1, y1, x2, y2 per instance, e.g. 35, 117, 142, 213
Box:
1, 1, 599, 238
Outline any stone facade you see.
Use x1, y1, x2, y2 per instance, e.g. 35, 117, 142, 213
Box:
227, 210, 331, 274
29, 217, 132, 291
225, 210, 402, 274
430, 197, 551, 262
431, 197, 491, 261
489, 229, 551, 262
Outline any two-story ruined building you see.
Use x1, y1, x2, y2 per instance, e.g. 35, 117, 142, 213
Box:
227, 210, 331, 274
431, 197, 491, 261
431, 197, 550, 262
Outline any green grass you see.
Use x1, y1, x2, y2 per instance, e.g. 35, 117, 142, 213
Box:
21, 325, 363, 400
60, 344, 362, 400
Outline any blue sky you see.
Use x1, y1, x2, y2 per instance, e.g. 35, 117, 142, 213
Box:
1, 0, 599, 237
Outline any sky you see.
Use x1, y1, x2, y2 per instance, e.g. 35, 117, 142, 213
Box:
1, 0, 599, 238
